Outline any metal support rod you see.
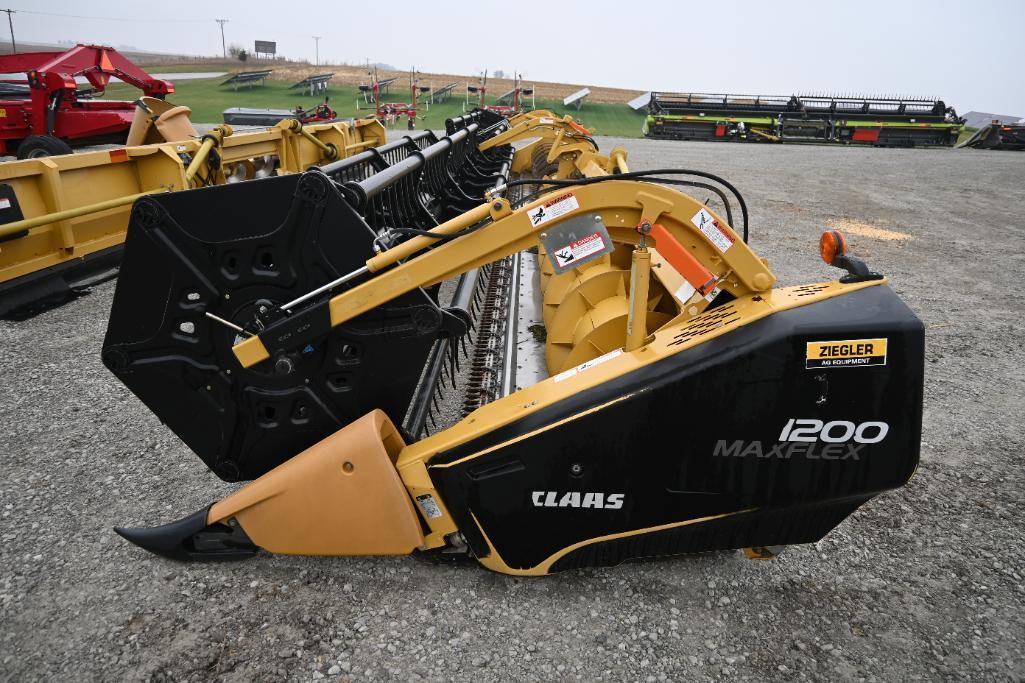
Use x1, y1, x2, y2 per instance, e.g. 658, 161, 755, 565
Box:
0, 189, 162, 239
501, 252, 520, 397
366, 202, 493, 273
204, 311, 251, 336
625, 247, 652, 352
279, 266, 368, 312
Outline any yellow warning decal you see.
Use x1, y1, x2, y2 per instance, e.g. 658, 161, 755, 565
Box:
806, 338, 887, 369
0, 109, 6, 118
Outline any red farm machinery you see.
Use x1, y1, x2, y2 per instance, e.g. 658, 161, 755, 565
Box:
0, 44, 174, 159
358, 67, 427, 130
463, 71, 534, 117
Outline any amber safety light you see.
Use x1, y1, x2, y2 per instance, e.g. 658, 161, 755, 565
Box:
819, 230, 847, 266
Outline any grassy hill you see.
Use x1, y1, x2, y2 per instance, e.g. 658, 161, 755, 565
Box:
102, 76, 647, 138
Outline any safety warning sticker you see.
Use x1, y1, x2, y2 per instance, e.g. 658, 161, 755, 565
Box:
806, 338, 887, 369
0, 198, 10, 209
528, 193, 579, 227
691, 208, 735, 253
554, 348, 623, 382
416, 494, 443, 519
552, 231, 606, 269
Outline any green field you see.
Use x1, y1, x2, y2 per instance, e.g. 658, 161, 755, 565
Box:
102, 76, 648, 137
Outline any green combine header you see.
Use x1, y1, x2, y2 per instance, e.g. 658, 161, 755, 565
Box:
644, 92, 963, 147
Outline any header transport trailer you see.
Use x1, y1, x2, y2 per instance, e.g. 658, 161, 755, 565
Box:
644, 92, 964, 147
957, 119, 1025, 151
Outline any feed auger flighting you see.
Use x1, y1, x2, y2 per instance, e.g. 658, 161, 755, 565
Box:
103, 109, 923, 575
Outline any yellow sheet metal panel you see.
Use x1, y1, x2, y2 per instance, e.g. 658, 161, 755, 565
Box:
0, 119, 383, 288
209, 410, 424, 556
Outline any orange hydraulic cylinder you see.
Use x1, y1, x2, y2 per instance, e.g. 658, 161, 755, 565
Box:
650, 223, 717, 295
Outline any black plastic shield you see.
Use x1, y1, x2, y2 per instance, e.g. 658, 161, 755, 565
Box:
429, 286, 925, 572
102, 172, 448, 481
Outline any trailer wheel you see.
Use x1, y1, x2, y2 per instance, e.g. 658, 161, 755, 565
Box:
16, 135, 74, 160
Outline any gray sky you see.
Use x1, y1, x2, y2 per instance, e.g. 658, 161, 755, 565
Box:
8, 0, 1025, 114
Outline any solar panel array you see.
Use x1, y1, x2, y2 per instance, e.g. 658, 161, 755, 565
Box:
563, 87, 590, 110
291, 73, 335, 96
220, 70, 273, 90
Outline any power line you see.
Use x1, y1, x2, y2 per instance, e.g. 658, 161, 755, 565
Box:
12, 8, 206, 24
1, 9, 14, 52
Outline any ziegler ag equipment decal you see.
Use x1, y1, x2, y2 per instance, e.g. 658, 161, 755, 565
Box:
806, 338, 887, 369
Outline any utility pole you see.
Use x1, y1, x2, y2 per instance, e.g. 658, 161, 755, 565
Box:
1, 9, 15, 53
215, 19, 228, 58
312, 36, 321, 67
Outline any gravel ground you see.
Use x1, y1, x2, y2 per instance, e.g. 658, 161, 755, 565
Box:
1, 139, 1023, 682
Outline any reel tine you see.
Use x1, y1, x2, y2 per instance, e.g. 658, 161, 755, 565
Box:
443, 353, 454, 385
445, 342, 457, 378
